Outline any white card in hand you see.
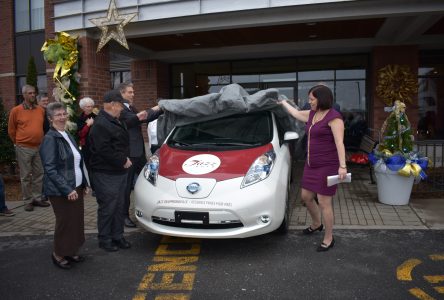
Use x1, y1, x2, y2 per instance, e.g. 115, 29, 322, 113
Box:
327, 173, 352, 187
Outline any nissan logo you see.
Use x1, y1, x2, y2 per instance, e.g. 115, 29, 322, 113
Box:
186, 182, 200, 194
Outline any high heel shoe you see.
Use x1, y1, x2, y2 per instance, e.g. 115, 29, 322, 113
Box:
52, 253, 72, 269
316, 238, 335, 252
302, 224, 324, 235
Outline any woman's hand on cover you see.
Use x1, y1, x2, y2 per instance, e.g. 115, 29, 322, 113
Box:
67, 190, 78, 201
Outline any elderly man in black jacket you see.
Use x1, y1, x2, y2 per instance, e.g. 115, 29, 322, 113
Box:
118, 82, 162, 228
89, 90, 132, 252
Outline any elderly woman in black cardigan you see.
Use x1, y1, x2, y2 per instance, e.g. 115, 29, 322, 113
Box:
40, 102, 89, 269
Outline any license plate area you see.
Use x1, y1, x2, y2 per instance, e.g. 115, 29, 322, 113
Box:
175, 211, 209, 225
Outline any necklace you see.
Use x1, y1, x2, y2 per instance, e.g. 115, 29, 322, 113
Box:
312, 109, 329, 125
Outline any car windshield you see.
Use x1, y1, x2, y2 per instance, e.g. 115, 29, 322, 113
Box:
167, 111, 273, 150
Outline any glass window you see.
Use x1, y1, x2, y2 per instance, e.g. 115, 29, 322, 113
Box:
418, 52, 444, 140
15, 0, 30, 32
232, 75, 260, 84
298, 70, 334, 81
336, 69, 366, 80
31, 0, 44, 30
260, 73, 296, 82
336, 80, 366, 112
17, 76, 26, 94
417, 77, 443, 140
110, 71, 131, 89
37, 74, 47, 94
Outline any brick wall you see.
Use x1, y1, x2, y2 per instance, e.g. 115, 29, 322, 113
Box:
131, 59, 170, 145
0, 0, 17, 110
44, 0, 56, 98
77, 37, 111, 105
370, 45, 419, 140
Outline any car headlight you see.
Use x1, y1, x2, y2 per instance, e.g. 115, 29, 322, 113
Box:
143, 155, 159, 185
241, 150, 276, 188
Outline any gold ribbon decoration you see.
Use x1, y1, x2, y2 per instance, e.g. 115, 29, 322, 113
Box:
41, 32, 79, 79
375, 64, 418, 106
398, 162, 421, 177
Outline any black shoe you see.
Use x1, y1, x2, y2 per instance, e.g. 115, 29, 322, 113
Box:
65, 255, 85, 263
113, 237, 131, 249
317, 238, 335, 252
302, 224, 324, 235
32, 200, 50, 207
52, 253, 72, 270
99, 241, 119, 252
24, 203, 34, 211
124, 217, 136, 228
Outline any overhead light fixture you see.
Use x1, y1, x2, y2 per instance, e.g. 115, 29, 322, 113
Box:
306, 22, 317, 26
309, 34, 318, 38
193, 43, 201, 46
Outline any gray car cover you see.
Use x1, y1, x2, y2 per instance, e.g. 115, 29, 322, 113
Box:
156, 83, 305, 151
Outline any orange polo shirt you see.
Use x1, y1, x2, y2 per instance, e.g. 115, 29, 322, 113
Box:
8, 103, 45, 149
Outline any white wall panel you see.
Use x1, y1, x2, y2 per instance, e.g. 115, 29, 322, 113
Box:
54, 15, 83, 32
139, 1, 199, 20
139, 0, 182, 4
54, 1, 82, 17
271, 0, 354, 6
201, 0, 268, 14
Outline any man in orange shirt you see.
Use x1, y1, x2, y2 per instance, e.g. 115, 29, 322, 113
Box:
8, 85, 50, 211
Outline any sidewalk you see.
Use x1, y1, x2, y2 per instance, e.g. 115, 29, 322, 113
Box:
289, 165, 444, 230
1, 167, 443, 237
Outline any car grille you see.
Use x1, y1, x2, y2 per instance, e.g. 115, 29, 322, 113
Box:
152, 216, 243, 229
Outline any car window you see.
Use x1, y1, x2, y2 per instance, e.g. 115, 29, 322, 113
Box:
167, 111, 273, 150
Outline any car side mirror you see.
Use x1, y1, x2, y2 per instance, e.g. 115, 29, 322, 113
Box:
284, 131, 299, 141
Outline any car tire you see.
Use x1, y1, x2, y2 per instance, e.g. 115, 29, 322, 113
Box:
276, 173, 291, 234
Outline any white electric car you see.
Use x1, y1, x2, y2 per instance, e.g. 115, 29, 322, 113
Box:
134, 111, 298, 238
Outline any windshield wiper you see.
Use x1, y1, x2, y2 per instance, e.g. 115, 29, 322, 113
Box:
195, 142, 261, 147
169, 139, 192, 147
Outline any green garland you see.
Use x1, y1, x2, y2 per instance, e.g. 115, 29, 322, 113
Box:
41, 32, 80, 137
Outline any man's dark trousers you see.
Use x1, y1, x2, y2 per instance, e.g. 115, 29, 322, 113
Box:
93, 171, 128, 243
123, 154, 145, 218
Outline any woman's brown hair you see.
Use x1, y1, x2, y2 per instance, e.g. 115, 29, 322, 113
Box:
308, 85, 333, 110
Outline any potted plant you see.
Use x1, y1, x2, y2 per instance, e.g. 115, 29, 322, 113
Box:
369, 100, 428, 205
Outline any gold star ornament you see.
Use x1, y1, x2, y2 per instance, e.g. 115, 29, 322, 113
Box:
89, 0, 137, 52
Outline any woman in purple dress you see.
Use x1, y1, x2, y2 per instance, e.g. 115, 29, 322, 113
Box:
279, 85, 347, 252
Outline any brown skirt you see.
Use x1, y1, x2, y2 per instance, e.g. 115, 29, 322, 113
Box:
49, 187, 85, 256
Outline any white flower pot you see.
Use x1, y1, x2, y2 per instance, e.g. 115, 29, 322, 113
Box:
374, 168, 414, 205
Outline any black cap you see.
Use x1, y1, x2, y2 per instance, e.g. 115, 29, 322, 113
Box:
103, 90, 124, 103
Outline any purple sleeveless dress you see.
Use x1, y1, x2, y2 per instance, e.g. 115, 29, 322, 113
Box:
301, 109, 343, 196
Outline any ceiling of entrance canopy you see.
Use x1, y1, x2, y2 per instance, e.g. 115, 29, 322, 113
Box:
120, 15, 444, 62
129, 18, 386, 51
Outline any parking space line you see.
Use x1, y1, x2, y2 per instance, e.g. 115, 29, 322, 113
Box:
424, 275, 444, 284
408, 288, 436, 300
429, 254, 444, 261
397, 259, 422, 281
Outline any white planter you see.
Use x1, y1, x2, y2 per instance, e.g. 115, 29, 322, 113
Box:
374, 168, 414, 205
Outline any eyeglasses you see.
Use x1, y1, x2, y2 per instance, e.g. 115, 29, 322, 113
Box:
53, 112, 68, 118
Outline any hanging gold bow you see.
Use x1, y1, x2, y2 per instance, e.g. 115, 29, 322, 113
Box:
41, 32, 79, 79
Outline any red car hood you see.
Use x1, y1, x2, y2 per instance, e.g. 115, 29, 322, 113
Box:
158, 144, 273, 181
